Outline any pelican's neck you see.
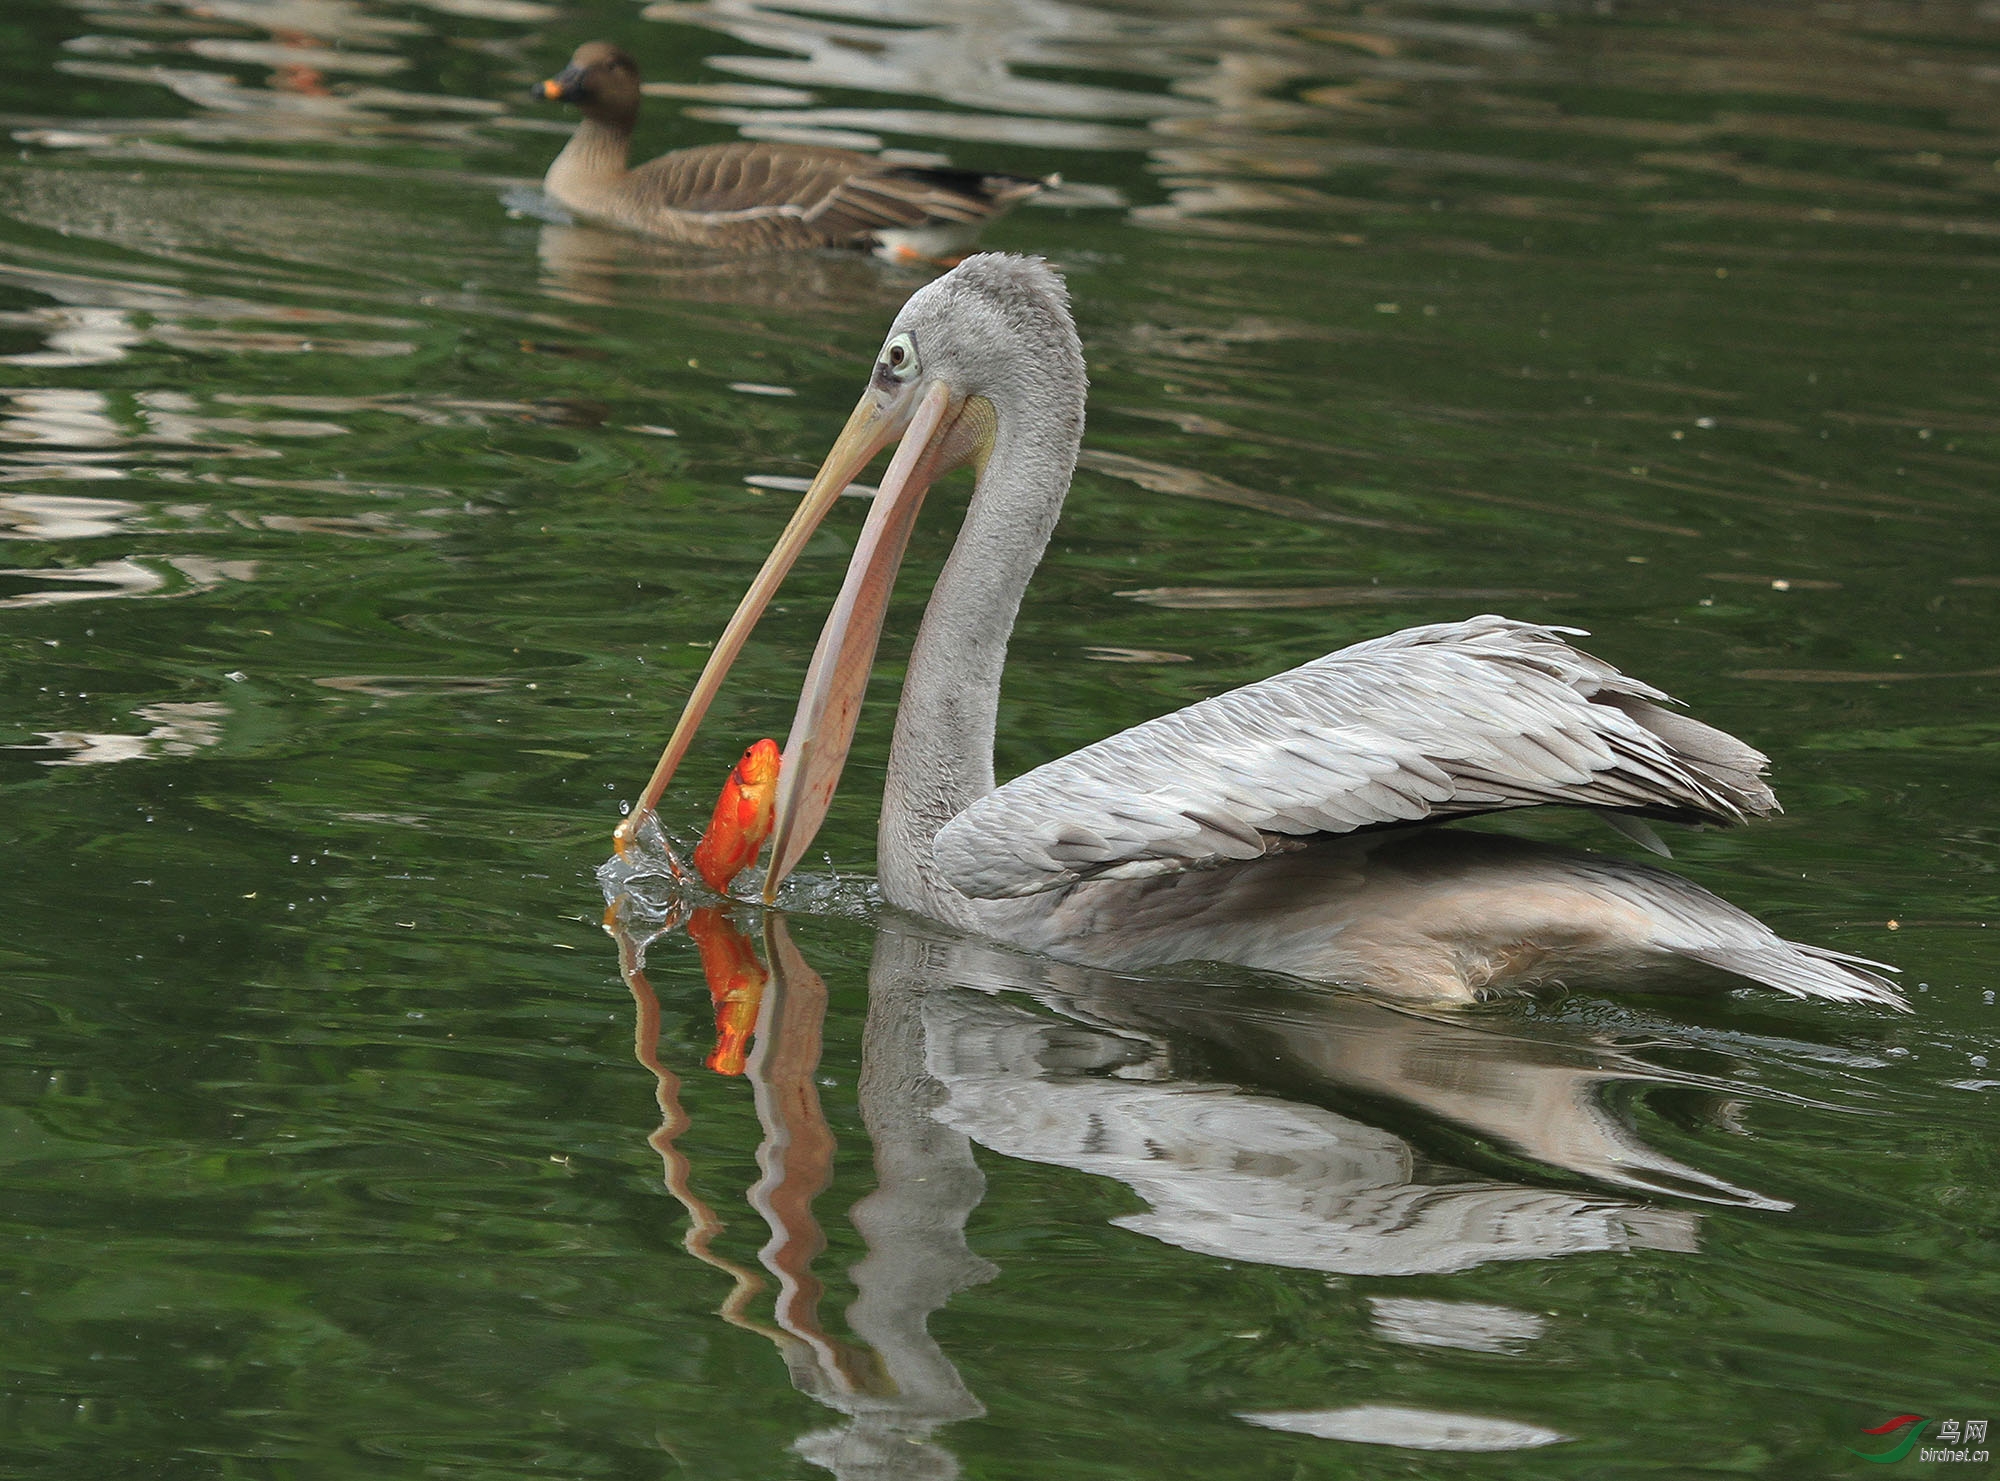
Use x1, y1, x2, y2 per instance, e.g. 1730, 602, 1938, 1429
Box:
879, 377, 1083, 925
545, 113, 632, 206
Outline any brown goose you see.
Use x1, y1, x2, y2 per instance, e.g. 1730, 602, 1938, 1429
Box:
534, 42, 1050, 256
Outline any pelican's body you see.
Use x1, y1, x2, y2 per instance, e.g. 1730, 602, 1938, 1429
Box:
537, 43, 1046, 256
980, 828, 1896, 1007
618, 255, 1903, 1012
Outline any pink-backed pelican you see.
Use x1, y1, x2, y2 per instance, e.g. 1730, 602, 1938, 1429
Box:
612, 255, 1902, 1011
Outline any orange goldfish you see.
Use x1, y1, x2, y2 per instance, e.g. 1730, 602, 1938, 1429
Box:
693, 738, 781, 894
685, 906, 767, 1075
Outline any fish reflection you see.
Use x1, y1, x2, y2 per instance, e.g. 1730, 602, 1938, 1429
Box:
603, 839, 1813, 1472
686, 905, 772, 1073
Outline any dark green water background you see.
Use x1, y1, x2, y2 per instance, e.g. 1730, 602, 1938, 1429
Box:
1, 0, 1996, 1475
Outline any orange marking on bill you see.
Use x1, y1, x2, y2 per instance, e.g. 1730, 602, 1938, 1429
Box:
686, 906, 768, 1075
693, 738, 781, 894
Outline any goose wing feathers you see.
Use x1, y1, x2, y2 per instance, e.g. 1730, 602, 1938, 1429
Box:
628, 143, 1037, 241
935, 617, 1778, 900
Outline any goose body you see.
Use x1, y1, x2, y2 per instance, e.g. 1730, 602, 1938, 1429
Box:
537, 43, 1047, 255
615, 254, 1904, 1012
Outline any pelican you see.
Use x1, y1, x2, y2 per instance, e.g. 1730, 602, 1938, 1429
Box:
535, 43, 1049, 256
613, 254, 1904, 1012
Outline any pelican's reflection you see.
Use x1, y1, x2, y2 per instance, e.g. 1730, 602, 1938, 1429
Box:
612, 898, 988, 1479
603, 859, 1795, 1474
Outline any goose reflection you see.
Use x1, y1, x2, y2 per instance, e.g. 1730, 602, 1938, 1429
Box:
602, 834, 1819, 1473
530, 216, 921, 314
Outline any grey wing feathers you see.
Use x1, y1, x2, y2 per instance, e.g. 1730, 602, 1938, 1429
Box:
936, 616, 1779, 901
626, 144, 1042, 247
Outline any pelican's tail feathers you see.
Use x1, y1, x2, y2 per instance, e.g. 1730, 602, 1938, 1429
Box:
1610, 697, 1779, 822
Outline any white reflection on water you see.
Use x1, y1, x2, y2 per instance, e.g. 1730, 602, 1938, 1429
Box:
0, 305, 144, 368
0, 371, 566, 604
1238, 1404, 1567, 1451
0, 383, 357, 496
0, 553, 258, 607
0, 555, 167, 605
10, 699, 228, 765
0, 493, 145, 539
646, 0, 1205, 122
1366, 1296, 1548, 1355
0, 255, 418, 373
0, 389, 129, 449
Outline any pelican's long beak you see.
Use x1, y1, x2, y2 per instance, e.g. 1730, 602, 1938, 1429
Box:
764, 380, 972, 899
612, 378, 961, 866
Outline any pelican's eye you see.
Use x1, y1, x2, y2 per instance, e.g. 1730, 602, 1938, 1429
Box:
880, 332, 918, 382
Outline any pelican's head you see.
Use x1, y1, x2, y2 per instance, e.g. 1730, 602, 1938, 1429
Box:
613, 255, 1085, 883
538, 41, 642, 129
848, 254, 1085, 482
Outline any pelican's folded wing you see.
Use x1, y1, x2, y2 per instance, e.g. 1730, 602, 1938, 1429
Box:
935, 616, 1777, 901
